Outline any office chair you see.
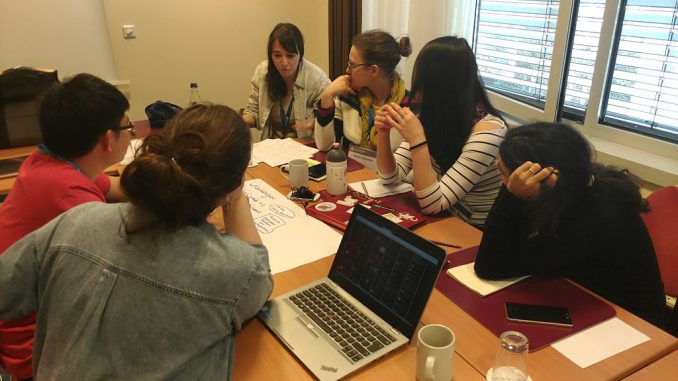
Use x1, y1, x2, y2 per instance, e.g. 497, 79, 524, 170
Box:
0, 67, 59, 148
641, 185, 678, 336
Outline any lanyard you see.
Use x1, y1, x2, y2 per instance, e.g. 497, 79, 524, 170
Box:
367, 106, 375, 140
37, 144, 86, 175
279, 95, 295, 136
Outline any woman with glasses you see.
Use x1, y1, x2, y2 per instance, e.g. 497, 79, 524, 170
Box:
243, 23, 330, 140
0, 104, 273, 380
315, 30, 413, 151
375, 37, 506, 227
474, 122, 665, 328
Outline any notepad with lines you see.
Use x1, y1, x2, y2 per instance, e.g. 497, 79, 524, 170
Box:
446, 262, 529, 297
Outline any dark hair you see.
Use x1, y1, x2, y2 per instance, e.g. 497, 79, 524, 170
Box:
39, 73, 129, 158
411, 36, 503, 172
121, 104, 250, 231
499, 122, 647, 233
352, 30, 411, 79
266, 23, 305, 101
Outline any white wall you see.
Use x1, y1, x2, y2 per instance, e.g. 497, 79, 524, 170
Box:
0, 0, 118, 80
103, 0, 329, 120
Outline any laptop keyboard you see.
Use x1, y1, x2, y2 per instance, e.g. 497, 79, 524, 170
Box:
289, 283, 397, 363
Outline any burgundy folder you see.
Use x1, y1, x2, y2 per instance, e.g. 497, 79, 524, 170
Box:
435, 246, 616, 351
306, 189, 448, 231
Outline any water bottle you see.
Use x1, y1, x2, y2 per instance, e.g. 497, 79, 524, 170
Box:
188, 82, 202, 106
326, 142, 347, 195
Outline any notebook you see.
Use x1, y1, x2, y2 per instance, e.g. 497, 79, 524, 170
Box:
258, 205, 446, 380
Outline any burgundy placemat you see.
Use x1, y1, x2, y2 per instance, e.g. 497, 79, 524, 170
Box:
306, 189, 448, 231
436, 246, 616, 351
306, 142, 364, 172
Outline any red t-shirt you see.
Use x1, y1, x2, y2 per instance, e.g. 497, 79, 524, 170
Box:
0, 151, 110, 378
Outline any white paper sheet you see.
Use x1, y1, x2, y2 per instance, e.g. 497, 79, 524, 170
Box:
120, 139, 143, 165
446, 262, 529, 296
244, 179, 342, 274
251, 138, 318, 167
552, 317, 650, 368
348, 178, 414, 197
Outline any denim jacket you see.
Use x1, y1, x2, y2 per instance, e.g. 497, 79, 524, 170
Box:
0, 202, 273, 380
243, 58, 329, 140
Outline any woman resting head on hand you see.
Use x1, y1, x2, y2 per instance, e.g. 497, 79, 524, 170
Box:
475, 122, 665, 328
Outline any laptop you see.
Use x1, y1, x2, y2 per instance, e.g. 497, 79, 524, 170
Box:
258, 205, 446, 380
0, 156, 27, 179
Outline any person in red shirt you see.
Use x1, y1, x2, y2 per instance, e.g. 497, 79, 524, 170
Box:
0, 73, 131, 380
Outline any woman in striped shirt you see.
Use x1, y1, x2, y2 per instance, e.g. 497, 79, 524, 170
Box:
375, 36, 506, 227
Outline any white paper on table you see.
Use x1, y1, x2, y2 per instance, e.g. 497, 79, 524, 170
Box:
251, 138, 318, 167
244, 179, 342, 274
348, 178, 414, 197
446, 262, 529, 296
120, 139, 143, 165
552, 317, 650, 368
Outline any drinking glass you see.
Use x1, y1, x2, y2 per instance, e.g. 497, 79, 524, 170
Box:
489, 331, 529, 381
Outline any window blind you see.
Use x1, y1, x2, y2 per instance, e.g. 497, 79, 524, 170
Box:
603, 0, 678, 141
475, 0, 560, 108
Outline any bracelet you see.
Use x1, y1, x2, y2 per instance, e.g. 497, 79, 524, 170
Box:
409, 140, 427, 151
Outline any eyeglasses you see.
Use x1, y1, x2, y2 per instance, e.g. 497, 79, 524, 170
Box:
111, 121, 136, 137
347, 60, 372, 70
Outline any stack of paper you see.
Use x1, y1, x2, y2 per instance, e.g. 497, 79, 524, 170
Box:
446, 262, 529, 296
349, 178, 414, 197
251, 138, 319, 167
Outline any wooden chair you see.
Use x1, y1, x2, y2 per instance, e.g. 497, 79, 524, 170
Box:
641, 185, 678, 336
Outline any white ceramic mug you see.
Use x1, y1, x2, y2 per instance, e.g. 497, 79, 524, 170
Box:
416, 324, 455, 381
281, 159, 308, 189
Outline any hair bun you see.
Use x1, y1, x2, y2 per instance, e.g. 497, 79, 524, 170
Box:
397, 36, 412, 57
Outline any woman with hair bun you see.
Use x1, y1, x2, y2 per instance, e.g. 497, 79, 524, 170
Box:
474, 122, 665, 328
315, 29, 414, 151
0, 104, 273, 380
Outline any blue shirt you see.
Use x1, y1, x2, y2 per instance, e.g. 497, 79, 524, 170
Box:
0, 202, 273, 380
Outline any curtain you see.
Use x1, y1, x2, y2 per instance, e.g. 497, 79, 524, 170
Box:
361, 0, 476, 87
328, 0, 362, 80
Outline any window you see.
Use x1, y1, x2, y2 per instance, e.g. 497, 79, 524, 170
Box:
474, 0, 560, 109
474, 0, 678, 144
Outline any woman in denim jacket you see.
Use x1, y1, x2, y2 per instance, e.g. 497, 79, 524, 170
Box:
0, 104, 273, 380
243, 23, 330, 140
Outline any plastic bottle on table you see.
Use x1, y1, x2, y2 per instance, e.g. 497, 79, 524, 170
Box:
326, 142, 347, 195
188, 82, 202, 106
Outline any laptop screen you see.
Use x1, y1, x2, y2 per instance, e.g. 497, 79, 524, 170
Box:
328, 205, 446, 340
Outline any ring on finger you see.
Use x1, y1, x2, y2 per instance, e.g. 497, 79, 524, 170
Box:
527, 168, 536, 174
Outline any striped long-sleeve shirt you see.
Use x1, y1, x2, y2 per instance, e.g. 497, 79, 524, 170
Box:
378, 114, 506, 227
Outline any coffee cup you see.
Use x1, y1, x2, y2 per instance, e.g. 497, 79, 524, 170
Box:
416, 324, 455, 381
281, 159, 308, 189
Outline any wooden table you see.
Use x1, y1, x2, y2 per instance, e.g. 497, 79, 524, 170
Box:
232, 161, 678, 381
622, 349, 678, 380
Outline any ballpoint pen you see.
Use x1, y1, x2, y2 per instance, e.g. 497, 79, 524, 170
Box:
429, 239, 461, 248
369, 203, 396, 212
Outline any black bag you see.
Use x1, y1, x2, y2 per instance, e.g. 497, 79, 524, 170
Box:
0, 67, 59, 148
144, 100, 183, 128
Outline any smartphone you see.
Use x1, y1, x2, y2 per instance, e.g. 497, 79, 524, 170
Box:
308, 163, 327, 181
505, 302, 573, 327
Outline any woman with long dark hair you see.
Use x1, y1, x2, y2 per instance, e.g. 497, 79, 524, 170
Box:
0, 104, 273, 379
475, 122, 665, 327
375, 36, 506, 227
243, 23, 329, 140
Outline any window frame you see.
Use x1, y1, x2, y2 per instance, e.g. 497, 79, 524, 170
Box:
475, 0, 678, 186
